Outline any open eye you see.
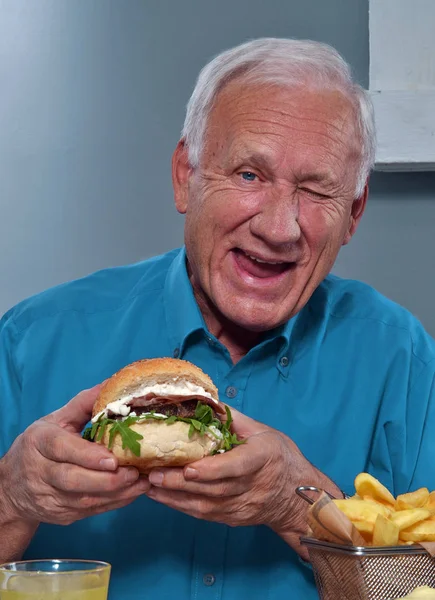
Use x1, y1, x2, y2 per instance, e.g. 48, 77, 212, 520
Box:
239, 171, 258, 182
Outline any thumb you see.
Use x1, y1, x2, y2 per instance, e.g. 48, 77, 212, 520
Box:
44, 383, 104, 433
227, 405, 271, 439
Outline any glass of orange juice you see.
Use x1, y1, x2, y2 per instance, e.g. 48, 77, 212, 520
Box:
0, 559, 111, 600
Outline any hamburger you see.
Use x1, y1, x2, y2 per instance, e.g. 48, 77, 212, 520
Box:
83, 358, 242, 473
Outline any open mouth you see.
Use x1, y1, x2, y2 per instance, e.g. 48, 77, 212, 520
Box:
232, 248, 294, 279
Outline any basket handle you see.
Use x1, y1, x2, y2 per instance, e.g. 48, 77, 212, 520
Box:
296, 485, 339, 505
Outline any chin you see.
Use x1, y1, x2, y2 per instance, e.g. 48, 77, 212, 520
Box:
220, 299, 291, 332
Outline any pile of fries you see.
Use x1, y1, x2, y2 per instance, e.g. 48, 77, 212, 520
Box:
333, 473, 435, 547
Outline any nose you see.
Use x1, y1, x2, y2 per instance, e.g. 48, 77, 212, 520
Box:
249, 187, 301, 247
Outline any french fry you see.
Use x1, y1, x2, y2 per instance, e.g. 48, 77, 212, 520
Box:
352, 520, 374, 535
333, 498, 390, 524
362, 496, 394, 515
396, 585, 435, 598
309, 472, 435, 547
352, 520, 374, 544
425, 491, 435, 512
398, 540, 416, 546
354, 472, 395, 506
400, 517, 435, 542
391, 509, 431, 531
396, 499, 420, 511
372, 514, 400, 546
395, 488, 429, 510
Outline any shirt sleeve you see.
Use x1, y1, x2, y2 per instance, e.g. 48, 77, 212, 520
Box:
0, 313, 22, 458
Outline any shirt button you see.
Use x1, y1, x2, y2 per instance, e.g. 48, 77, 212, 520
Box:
225, 385, 237, 398
173, 348, 180, 358
279, 356, 289, 367
203, 573, 216, 586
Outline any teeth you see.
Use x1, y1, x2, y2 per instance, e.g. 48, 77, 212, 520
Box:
246, 253, 282, 265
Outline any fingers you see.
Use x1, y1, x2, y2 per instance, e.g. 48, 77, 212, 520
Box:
72, 477, 151, 511
90, 496, 141, 517
182, 433, 270, 482
148, 467, 250, 497
34, 421, 120, 471
47, 477, 151, 524
228, 406, 270, 438
147, 487, 214, 521
44, 459, 141, 494
46, 384, 103, 433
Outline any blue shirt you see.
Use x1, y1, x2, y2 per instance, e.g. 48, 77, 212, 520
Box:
1, 247, 435, 600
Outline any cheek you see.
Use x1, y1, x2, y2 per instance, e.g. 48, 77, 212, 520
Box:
184, 211, 213, 261
184, 199, 225, 276
187, 187, 259, 241
300, 203, 349, 250
300, 206, 329, 247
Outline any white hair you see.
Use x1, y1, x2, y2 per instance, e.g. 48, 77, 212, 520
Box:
182, 38, 376, 197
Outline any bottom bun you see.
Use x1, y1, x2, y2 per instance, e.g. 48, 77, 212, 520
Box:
98, 420, 222, 473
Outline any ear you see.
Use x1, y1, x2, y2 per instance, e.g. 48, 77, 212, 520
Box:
342, 181, 369, 246
172, 139, 193, 215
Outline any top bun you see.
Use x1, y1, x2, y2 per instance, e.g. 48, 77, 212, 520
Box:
92, 358, 219, 417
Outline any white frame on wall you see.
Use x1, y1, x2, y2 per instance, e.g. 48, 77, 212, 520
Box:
369, 0, 435, 171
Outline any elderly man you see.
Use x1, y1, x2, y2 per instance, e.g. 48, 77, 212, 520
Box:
0, 37, 434, 599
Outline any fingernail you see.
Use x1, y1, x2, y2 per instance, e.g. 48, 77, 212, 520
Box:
149, 471, 164, 486
184, 467, 198, 480
125, 469, 139, 483
100, 458, 116, 470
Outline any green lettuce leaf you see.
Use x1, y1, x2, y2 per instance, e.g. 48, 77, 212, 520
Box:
82, 401, 244, 457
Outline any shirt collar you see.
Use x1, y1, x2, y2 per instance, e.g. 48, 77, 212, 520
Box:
259, 315, 296, 376
163, 246, 296, 369
261, 317, 295, 352
164, 247, 207, 357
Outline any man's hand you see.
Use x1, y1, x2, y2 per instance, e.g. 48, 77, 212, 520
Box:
0, 385, 150, 528
146, 408, 340, 557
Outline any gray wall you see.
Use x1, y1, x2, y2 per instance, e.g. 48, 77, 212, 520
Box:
334, 172, 435, 331
1, 0, 432, 336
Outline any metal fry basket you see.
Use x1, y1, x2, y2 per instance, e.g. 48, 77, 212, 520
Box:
301, 537, 435, 600
296, 486, 435, 599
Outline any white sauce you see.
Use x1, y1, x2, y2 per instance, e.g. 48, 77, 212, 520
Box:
140, 412, 168, 420
207, 425, 223, 440
92, 380, 216, 423
204, 425, 224, 449
121, 412, 168, 422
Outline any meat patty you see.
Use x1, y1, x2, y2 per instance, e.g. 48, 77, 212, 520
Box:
128, 392, 226, 415
110, 400, 216, 420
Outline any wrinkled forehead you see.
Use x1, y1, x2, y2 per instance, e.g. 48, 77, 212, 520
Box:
203, 80, 361, 175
